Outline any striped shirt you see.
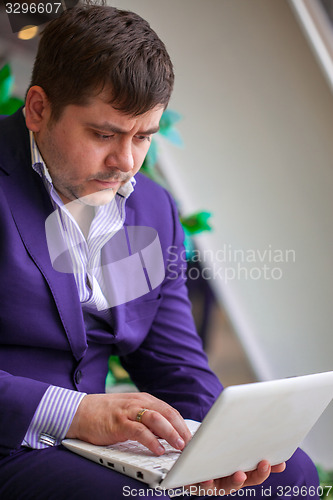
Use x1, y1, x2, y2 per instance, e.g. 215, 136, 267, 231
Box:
22, 129, 135, 449
32, 129, 135, 312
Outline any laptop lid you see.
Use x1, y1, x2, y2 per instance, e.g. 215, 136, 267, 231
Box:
160, 371, 333, 489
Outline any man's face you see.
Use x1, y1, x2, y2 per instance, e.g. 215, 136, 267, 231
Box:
34, 92, 164, 206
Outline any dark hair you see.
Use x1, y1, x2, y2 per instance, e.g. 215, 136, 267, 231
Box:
29, 4, 174, 121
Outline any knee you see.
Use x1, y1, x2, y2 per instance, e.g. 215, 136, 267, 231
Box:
286, 448, 320, 489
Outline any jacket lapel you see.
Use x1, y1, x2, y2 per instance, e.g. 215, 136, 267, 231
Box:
0, 110, 87, 360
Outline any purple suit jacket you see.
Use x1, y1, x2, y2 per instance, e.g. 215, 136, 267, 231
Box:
0, 109, 222, 457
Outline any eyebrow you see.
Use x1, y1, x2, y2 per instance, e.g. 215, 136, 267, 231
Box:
86, 122, 160, 135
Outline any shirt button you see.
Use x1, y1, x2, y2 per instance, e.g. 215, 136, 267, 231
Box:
75, 370, 82, 385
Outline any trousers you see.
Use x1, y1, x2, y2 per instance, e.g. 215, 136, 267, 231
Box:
0, 446, 319, 500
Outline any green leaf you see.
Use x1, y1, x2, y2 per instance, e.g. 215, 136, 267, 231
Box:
159, 126, 183, 147
0, 64, 11, 83
141, 138, 158, 171
159, 109, 182, 131
181, 211, 213, 235
0, 96, 24, 115
0, 64, 14, 105
108, 356, 133, 384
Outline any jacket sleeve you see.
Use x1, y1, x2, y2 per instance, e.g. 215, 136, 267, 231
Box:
120, 189, 223, 422
0, 372, 50, 456
0, 178, 51, 456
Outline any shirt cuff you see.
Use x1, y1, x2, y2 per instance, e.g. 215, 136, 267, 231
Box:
22, 385, 86, 449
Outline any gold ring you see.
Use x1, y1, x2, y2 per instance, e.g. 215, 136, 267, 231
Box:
136, 408, 149, 423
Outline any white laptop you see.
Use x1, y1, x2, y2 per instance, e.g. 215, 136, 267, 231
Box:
62, 371, 333, 490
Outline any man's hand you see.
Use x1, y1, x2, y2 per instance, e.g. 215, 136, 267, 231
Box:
186, 461, 286, 496
67, 393, 286, 496
66, 392, 192, 455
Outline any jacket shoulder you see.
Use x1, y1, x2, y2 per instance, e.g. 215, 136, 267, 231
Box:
132, 172, 176, 208
0, 108, 30, 175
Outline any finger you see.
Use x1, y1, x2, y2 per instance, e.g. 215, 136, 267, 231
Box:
271, 462, 286, 473
147, 400, 192, 445
131, 394, 192, 444
139, 409, 186, 451
232, 470, 248, 486
242, 460, 271, 487
126, 419, 167, 456
183, 479, 215, 496
212, 471, 248, 496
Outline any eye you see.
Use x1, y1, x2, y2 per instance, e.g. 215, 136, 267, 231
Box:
135, 135, 151, 143
94, 132, 114, 141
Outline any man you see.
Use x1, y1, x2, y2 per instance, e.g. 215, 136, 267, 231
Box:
0, 4, 319, 499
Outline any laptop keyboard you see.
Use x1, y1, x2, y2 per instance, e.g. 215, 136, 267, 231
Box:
102, 439, 182, 473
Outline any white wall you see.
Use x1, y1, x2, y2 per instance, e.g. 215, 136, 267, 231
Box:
111, 0, 333, 469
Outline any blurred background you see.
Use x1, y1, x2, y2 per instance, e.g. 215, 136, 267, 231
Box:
1, 0, 332, 470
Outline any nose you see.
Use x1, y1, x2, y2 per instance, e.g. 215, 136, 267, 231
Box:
106, 138, 134, 173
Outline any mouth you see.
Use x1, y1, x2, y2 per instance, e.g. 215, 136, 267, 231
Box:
93, 179, 122, 190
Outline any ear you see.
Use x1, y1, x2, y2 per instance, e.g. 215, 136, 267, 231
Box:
25, 86, 51, 132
